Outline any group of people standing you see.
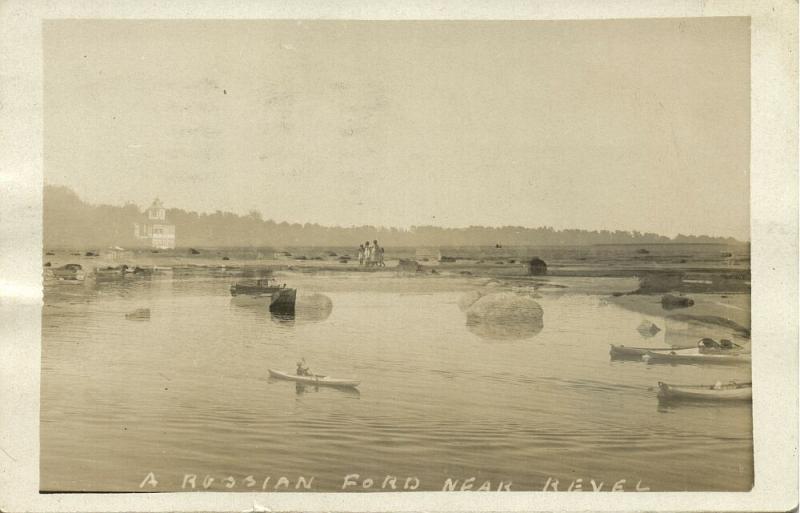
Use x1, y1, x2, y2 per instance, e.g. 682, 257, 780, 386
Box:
358, 240, 385, 267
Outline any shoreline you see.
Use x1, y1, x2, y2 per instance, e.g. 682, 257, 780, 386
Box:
43, 246, 751, 338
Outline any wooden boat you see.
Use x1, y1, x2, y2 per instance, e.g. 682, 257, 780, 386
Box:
609, 344, 679, 360
643, 347, 750, 365
269, 288, 296, 311
268, 369, 360, 388
230, 278, 297, 312
657, 381, 752, 401
231, 278, 284, 296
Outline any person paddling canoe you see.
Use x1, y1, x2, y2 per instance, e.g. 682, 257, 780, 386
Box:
296, 358, 312, 377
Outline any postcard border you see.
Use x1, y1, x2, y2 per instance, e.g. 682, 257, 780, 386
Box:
0, 1, 797, 512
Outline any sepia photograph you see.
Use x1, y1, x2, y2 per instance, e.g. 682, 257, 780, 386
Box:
0, 1, 797, 512
40, 17, 754, 493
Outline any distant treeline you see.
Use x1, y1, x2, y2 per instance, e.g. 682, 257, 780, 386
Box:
44, 185, 744, 249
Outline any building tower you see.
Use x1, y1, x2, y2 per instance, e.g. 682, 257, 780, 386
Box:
134, 198, 176, 249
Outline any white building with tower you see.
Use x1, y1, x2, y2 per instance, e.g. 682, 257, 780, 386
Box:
134, 198, 176, 249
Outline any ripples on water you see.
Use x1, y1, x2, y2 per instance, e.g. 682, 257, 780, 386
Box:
41, 272, 752, 492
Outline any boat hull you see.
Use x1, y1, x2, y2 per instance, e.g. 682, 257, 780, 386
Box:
609, 344, 679, 360
657, 381, 752, 401
231, 280, 297, 313
269, 288, 297, 313
644, 348, 750, 365
268, 369, 360, 388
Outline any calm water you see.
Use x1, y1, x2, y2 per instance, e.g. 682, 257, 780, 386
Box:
41, 272, 752, 492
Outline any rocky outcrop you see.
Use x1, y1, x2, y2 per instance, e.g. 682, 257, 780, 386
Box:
528, 257, 547, 276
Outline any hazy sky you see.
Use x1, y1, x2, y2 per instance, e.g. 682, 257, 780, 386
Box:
44, 18, 750, 239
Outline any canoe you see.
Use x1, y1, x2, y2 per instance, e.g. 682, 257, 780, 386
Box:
609, 344, 680, 359
657, 381, 752, 401
643, 348, 750, 365
268, 369, 360, 388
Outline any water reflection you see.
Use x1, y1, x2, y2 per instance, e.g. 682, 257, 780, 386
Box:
270, 312, 296, 327
45, 272, 167, 302
42, 270, 753, 492
239, 266, 277, 279
233, 293, 334, 326
294, 293, 333, 323
657, 399, 750, 413
294, 383, 361, 398
463, 291, 544, 341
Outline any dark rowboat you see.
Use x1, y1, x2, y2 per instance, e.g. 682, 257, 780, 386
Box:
230, 278, 297, 312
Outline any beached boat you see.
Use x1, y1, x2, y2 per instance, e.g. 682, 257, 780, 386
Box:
609, 344, 680, 360
230, 278, 297, 312
643, 347, 750, 365
657, 381, 752, 401
268, 369, 360, 388
230, 278, 283, 296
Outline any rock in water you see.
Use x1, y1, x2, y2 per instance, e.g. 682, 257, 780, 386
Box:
465, 292, 544, 340
528, 257, 548, 276
637, 320, 661, 337
661, 294, 695, 310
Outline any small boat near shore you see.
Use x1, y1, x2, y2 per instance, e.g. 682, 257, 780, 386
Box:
230, 278, 297, 312
643, 347, 750, 365
609, 344, 680, 360
612, 338, 747, 361
657, 381, 752, 402
268, 369, 360, 388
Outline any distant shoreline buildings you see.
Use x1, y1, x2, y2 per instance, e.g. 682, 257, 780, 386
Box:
134, 198, 176, 249
42, 186, 747, 249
